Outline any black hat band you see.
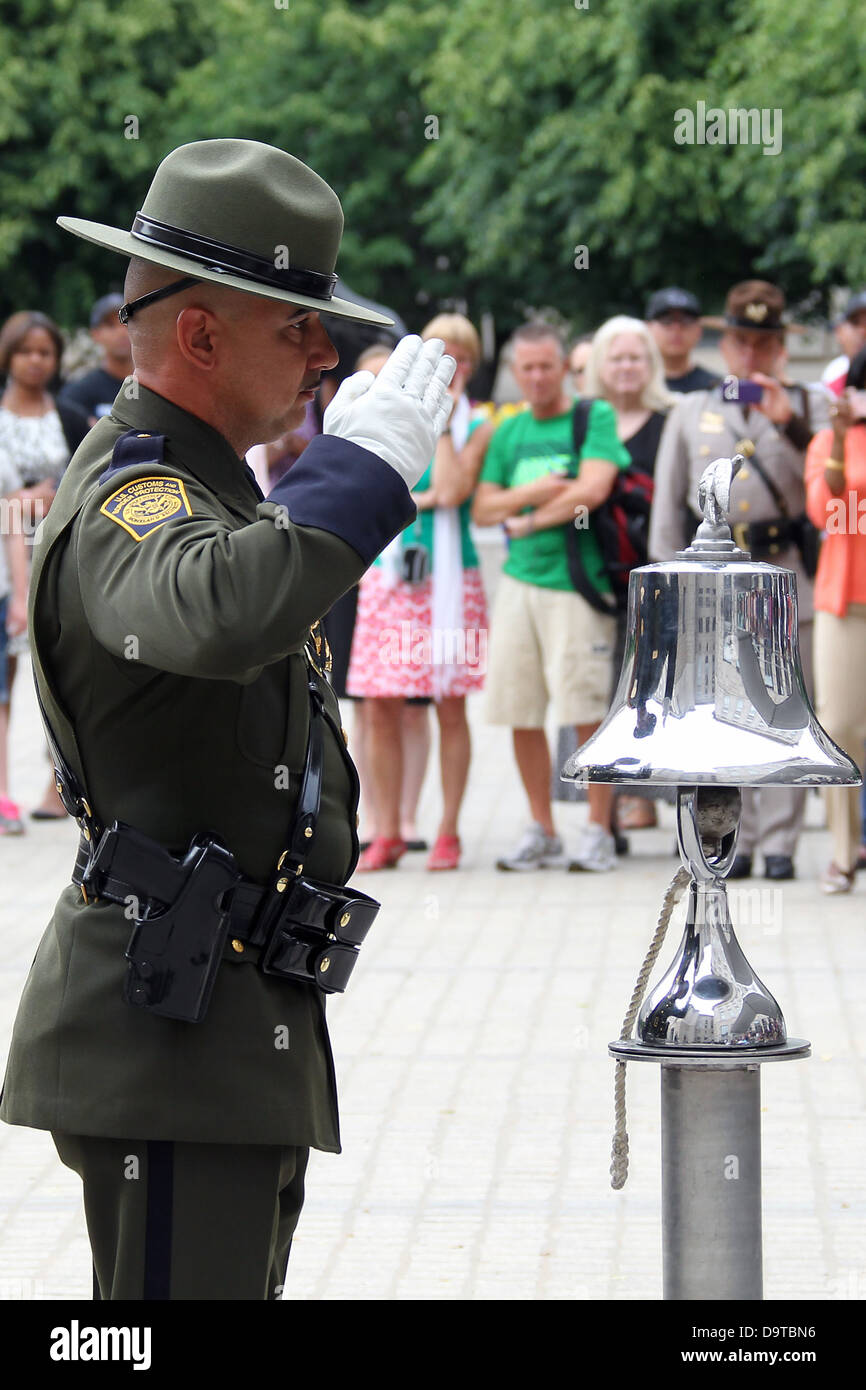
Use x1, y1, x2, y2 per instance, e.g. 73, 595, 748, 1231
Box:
131, 213, 338, 300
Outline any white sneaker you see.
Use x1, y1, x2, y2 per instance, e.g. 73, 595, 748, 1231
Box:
569, 823, 617, 872
820, 861, 855, 895
496, 823, 566, 871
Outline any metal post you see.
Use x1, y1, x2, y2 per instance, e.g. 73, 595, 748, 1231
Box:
661, 1063, 762, 1300
610, 1039, 809, 1299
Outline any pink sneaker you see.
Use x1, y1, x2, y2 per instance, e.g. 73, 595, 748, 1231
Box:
427, 835, 461, 870
0, 797, 25, 835
357, 837, 407, 872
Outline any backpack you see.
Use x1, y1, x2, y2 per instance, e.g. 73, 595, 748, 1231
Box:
564, 398, 654, 615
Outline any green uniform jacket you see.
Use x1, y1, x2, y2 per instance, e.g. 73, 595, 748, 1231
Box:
0, 383, 414, 1148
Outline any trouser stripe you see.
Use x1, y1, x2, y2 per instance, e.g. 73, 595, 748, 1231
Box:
143, 1140, 174, 1300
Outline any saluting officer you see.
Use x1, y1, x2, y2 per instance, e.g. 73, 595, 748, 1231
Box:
0, 139, 454, 1300
649, 280, 826, 881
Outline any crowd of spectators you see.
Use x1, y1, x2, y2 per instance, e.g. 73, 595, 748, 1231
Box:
2, 281, 865, 895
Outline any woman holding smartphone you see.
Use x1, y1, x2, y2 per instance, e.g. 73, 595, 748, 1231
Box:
806, 345, 866, 893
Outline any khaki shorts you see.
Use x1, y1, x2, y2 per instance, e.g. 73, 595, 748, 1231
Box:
485, 572, 616, 727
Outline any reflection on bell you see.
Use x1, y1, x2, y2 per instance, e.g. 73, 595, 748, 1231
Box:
637, 786, 786, 1047
564, 451, 860, 1051
639, 876, 786, 1046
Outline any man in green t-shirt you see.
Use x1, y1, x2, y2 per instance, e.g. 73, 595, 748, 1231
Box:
473, 322, 630, 871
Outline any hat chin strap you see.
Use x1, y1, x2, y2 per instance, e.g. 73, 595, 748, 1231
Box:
118, 277, 199, 324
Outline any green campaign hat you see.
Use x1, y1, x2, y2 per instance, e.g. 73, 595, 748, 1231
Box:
58, 138, 393, 327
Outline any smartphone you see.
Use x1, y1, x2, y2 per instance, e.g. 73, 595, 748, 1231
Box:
722, 376, 764, 405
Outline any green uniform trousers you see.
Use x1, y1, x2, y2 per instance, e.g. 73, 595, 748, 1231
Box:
52, 1132, 309, 1301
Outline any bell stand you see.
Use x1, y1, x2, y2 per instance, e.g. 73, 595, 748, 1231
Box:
610, 787, 809, 1301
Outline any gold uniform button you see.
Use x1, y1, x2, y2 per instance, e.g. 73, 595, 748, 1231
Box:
340, 912, 351, 928
231, 938, 245, 954
738, 500, 750, 512
276, 877, 288, 892
320, 957, 331, 973
304, 827, 313, 839
136, 432, 151, 438
738, 467, 750, 480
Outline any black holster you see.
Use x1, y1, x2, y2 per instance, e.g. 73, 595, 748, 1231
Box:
124, 836, 238, 1022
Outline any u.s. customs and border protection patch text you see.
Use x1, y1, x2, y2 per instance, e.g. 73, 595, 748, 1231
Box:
100, 476, 193, 541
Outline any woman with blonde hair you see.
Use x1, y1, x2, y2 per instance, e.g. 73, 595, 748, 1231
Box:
583, 316, 676, 832
347, 313, 488, 871
583, 315, 676, 469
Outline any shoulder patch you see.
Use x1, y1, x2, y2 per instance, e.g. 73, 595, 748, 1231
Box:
100, 475, 193, 541
98, 429, 166, 485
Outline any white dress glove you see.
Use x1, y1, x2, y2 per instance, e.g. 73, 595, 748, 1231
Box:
322, 335, 456, 489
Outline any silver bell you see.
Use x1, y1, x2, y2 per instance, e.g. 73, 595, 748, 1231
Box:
563, 452, 860, 1049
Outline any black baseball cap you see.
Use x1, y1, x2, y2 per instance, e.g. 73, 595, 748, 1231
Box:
645, 288, 701, 320
841, 291, 866, 322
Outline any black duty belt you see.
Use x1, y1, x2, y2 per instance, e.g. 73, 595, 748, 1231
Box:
72, 828, 375, 949
70, 820, 378, 989
47, 625, 379, 1023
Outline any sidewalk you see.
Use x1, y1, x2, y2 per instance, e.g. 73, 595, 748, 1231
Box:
0, 659, 864, 1301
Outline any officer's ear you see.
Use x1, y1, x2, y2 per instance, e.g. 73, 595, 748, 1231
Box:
175, 306, 219, 372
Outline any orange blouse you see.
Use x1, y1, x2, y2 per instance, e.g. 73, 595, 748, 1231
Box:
805, 425, 866, 617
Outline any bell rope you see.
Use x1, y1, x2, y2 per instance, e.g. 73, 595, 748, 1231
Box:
610, 866, 690, 1189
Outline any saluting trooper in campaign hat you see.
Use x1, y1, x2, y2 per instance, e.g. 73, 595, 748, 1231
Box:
1, 138, 454, 1301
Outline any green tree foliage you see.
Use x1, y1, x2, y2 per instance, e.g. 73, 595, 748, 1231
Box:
415, 0, 866, 329
1, 0, 863, 338
0, 0, 217, 325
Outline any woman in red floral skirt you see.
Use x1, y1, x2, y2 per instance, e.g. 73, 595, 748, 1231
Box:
348, 314, 488, 871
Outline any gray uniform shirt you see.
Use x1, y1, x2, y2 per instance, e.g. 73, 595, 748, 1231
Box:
649, 387, 817, 622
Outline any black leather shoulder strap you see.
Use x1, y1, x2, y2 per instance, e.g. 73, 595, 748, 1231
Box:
570, 397, 595, 473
